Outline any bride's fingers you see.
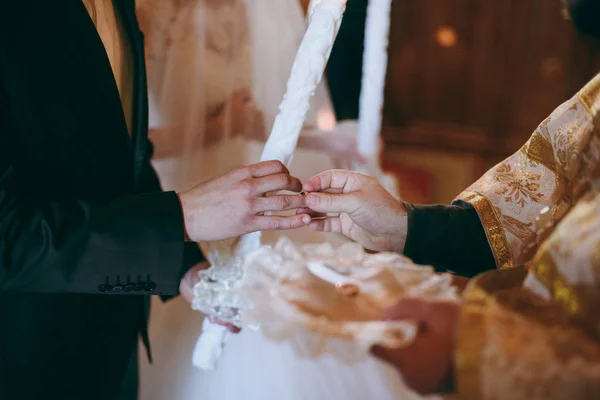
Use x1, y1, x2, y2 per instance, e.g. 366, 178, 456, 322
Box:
308, 217, 342, 233
208, 316, 242, 334
251, 194, 306, 213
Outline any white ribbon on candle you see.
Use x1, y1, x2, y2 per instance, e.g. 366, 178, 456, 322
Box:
193, 0, 347, 370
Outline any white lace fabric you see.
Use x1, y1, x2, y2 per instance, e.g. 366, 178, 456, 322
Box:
229, 238, 458, 362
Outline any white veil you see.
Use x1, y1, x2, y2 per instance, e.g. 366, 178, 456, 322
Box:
137, 0, 336, 194
247, 0, 335, 132
135, 3, 412, 400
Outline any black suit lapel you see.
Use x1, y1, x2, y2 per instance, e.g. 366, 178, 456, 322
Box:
114, 0, 149, 185
54, 0, 148, 182
70, 0, 133, 147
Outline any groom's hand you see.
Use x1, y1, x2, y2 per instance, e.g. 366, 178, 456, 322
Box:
178, 161, 310, 242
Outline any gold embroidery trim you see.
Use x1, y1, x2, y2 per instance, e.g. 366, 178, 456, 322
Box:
578, 73, 600, 118
455, 268, 527, 398
532, 250, 581, 315
531, 249, 600, 330
455, 284, 488, 398
460, 192, 514, 270
520, 131, 557, 174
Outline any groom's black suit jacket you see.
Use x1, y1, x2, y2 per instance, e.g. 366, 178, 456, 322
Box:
0, 0, 204, 398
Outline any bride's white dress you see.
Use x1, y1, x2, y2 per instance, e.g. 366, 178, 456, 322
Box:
137, 1, 418, 399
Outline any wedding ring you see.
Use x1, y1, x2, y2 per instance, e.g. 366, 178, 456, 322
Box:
335, 282, 360, 297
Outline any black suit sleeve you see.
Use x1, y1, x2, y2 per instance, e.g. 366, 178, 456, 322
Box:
138, 137, 206, 277
0, 131, 196, 295
0, 171, 186, 295
402, 201, 497, 278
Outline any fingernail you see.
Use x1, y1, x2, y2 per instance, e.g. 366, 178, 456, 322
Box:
302, 215, 311, 224
306, 194, 317, 206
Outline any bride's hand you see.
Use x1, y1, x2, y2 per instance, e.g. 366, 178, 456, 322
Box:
179, 262, 208, 303
179, 263, 241, 333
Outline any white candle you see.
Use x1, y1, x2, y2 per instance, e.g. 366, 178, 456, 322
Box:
238, 0, 347, 254
357, 0, 392, 159
192, 0, 347, 370
260, 0, 346, 166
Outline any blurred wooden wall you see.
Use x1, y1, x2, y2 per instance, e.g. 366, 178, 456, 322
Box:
381, 0, 600, 169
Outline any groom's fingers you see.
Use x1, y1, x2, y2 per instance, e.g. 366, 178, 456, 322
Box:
249, 214, 311, 231
305, 192, 360, 214
251, 173, 303, 195
246, 160, 290, 178
252, 195, 306, 213
233, 160, 289, 180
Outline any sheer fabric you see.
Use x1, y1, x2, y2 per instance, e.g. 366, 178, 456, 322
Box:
136, 1, 414, 399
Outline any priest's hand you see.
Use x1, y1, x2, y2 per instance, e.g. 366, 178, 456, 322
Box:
302, 169, 407, 252
371, 298, 459, 395
178, 161, 311, 242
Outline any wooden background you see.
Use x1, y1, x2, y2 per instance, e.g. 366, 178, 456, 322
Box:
323, 0, 600, 201
381, 0, 600, 169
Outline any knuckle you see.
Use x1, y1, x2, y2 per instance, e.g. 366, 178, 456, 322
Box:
324, 195, 334, 207
247, 197, 258, 212
279, 196, 292, 209
236, 179, 253, 194
280, 174, 293, 188
234, 165, 250, 178
267, 160, 287, 174
268, 219, 282, 230
242, 215, 257, 231
273, 160, 285, 170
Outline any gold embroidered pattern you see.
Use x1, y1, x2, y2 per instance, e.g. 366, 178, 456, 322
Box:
493, 163, 544, 207
461, 192, 514, 270
578, 73, 600, 117
455, 284, 488, 398
531, 250, 581, 316
499, 213, 535, 245
520, 128, 557, 174
531, 248, 600, 336
455, 268, 528, 399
